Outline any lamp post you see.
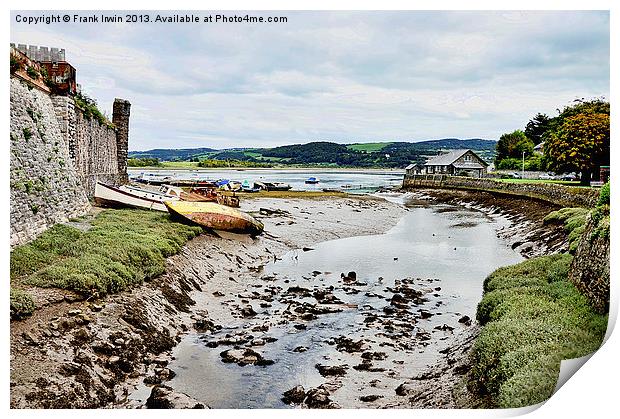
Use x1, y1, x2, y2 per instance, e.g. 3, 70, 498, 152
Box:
522, 151, 525, 180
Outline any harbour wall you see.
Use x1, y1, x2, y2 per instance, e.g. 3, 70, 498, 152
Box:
402, 174, 600, 208
10, 77, 130, 247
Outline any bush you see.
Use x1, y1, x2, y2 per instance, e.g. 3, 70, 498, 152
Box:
10, 288, 35, 319
471, 254, 607, 408
598, 182, 609, 206
26, 66, 39, 79
128, 158, 162, 167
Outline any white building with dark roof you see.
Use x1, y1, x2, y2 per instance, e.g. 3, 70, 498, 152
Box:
423, 149, 488, 178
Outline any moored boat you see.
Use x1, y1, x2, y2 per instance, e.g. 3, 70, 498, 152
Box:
263, 182, 292, 191
305, 177, 320, 184
241, 180, 260, 193
94, 182, 173, 212
164, 201, 264, 236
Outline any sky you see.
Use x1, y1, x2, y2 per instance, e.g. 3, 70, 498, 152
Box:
10, 10, 610, 151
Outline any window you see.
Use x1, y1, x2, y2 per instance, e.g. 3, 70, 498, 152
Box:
464, 154, 472, 162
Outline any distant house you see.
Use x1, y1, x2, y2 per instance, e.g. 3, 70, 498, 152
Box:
405, 163, 423, 175
423, 149, 488, 178
533, 142, 545, 155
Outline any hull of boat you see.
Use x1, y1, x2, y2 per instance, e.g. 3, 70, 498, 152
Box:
94, 182, 168, 212
164, 201, 264, 236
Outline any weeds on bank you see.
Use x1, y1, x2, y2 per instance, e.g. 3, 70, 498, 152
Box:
543, 207, 589, 253
10, 209, 202, 319
471, 254, 607, 408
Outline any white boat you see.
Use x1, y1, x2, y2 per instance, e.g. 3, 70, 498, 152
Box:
94, 182, 176, 212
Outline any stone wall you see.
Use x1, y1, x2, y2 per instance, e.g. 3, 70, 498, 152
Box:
568, 210, 610, 313
10, 78, 91, 247
10, 76, 130, 247
403, 175, 600, 208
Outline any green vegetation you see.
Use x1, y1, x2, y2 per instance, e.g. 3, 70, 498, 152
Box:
74, 92, 114, 128
22, 127, 33, 141
26, 66, 39, 79
10, 289, 36, 320
543, 207, 589, 253
346, 142, 391, 152
128, 157, 162, 167
10, 209, 202, 318
129, 139, 497, 169
197, 159, 273, 168
597, 181, 610, 206
472, 254, 607, 408
494, 179, 579, 186
10, 56, 22, 73
495, 130, 534, 164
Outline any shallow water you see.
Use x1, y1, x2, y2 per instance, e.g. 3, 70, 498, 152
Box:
128, 168, 404, 193
131, 199, 522, 408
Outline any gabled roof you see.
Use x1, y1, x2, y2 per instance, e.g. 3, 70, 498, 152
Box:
424, 149, 488, 167
405, 163, 423, 170
424, 149, 469, 166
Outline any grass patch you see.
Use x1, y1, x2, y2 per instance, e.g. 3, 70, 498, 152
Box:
10, 288, 36, 319
346, 142, 391, 153
493, 179, 582, 186
10, 209, 202, 317
543, 207, 589, 253
471, 254, 607, 408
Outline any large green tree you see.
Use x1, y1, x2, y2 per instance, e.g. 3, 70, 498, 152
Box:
545, 112, 610, 185
495, 130, 534, 163
524, 113, 552, 145
543, 99, 610, 185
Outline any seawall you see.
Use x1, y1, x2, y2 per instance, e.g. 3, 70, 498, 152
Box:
10, 76, 130, 247
403, 174, 599, 208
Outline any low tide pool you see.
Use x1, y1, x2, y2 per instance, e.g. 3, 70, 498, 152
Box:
131, 199, 523, 408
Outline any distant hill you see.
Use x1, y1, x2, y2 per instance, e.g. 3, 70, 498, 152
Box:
128, 147, 217, 161
128, 138, 496, 168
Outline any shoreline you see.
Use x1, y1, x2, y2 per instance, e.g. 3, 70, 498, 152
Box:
128, 166, 405, 175
9, 190, 566, 408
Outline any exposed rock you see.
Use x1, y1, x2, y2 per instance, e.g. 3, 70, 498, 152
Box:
396, 382, 415, 396
360, 394, 383, 402
458, 315, 472, 326
282, 385, 306, 404
146, 385, 206, 409
315, 363, 348, 377
220, 348, 274, 366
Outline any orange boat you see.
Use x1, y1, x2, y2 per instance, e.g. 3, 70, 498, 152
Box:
164, 201, 263, 236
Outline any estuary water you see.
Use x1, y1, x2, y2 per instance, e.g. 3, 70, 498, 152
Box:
138, 197, 523, 408
127, 168, 404, 192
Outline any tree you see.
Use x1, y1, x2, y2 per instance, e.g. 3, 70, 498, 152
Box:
524, 113, 551, 145
545, 112, 610, 185
495, 130, 534, 163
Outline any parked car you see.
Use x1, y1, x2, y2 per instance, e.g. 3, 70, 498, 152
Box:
559, 173, 579, 181
538, 173, 556, 180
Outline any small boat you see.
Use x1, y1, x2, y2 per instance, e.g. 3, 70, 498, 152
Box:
94, 182, 173, 212
305, 177, 320, 184
241, 180, 260, 193
164, 201, 264, 236
263, 182, 292, 191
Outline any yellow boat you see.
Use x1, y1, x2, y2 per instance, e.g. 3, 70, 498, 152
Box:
164, 201, 264, 236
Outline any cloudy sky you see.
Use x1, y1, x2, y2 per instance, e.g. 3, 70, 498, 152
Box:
11, 10, 609, 151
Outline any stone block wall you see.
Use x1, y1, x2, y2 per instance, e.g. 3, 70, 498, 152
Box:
403, 174, 600, 208
568, 211, 610, 313
10, 76, 131, 247
10, 78, 91, 247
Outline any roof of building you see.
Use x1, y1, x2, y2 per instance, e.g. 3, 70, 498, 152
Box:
405, 163, 423, 170
534, 142, 545, 150
424, 149, 469, 166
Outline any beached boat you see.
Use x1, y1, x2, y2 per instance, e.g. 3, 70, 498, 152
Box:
263, 182, 292, 191
94, 182, 173, 212
164, 201, 264, 236
241, 180, 260, 193
305, 177, 320, 184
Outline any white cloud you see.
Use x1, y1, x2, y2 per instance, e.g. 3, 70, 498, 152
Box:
10, 10, 609, 150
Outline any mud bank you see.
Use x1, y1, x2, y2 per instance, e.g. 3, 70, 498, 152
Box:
9, 195, 406, 408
